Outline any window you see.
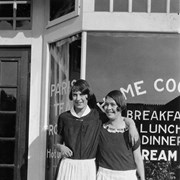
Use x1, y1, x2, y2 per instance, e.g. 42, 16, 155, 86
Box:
46, 35, 81, 180
0, 48, 30, 180
0, 0, 31, 30
94, 0, 180, 13
48, 0, 80, 27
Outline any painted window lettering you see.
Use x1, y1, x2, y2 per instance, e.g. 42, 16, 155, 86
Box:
154, 78, 180, 93
120, 80, 146, 99
120, 78, 180, 99
142, 149, 177, 161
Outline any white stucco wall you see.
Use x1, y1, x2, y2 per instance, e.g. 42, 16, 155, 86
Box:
83, 0, 180, 33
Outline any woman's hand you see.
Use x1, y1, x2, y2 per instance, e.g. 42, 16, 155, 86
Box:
128, 123, 139, 146
124, 118, 139, 146
56, 143, 73, 158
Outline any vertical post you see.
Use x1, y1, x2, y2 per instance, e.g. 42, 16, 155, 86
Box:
147, 0, 151, 13
166, 0, 170, 13
84, 0, 95, 12
80, 31, 87, 80
109, 0, 114, 12
128, 0, 132, 13
13, 2, 17, 30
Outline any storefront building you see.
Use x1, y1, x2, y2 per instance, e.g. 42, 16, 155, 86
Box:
0, 0, 179, 180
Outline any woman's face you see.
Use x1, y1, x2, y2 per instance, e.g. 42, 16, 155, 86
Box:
72, 91, 88, 111
104, 96, 120, 120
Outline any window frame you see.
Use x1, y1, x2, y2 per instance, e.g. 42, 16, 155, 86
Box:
0, 47, 30, 180
47, 0, 80, 28
0, 0, 32, 30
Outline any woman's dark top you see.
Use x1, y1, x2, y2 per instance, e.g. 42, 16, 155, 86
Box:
57, 108, 103, 159
97, 124, 140, 170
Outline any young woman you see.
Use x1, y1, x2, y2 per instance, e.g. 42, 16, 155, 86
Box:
97, 90, 145, 180
55, 80, 138, 180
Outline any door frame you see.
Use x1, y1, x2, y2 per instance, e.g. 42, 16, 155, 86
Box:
0, 47, 31, 180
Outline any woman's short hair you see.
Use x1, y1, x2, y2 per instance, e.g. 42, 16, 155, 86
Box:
106, 90, 126, 111
69, 79, 97, 108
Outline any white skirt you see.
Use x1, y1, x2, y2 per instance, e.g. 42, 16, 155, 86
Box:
97, 167, 137, 180
56, 158, 96, 180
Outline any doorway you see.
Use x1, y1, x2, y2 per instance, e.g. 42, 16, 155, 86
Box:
0, 47, 30, 180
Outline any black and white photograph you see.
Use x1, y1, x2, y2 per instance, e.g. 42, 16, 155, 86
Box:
0, 0, 179, 180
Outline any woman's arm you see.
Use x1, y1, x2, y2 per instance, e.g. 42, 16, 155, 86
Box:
124, 118, 139, 146
55, 134, 73, 158
133, 146, 145, 180
55, 116, 73, 158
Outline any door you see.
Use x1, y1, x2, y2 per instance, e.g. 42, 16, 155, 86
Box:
0, 48, 30, 180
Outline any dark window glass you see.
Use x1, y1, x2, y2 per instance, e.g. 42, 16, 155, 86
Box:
132, 0, 147, 12
69, 39, 81, 81
0, 114, 16, 137
17, 4, 31, 17
0, 20, 13, 30
170, 0, 180, 13
0, 88, 17, 111
1, 61, 17, 86
0, 141, 15, 164
0, 168, 14, 180
114, 0, 128, 12
50, 0, 75, 21
16, 20, 31, 30
0, 4, 13, 17
151, 0, 166, 12
95, 0, 109, 11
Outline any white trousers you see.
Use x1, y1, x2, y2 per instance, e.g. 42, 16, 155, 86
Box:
56, 158, 96, 180
97, 167, 137, 180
